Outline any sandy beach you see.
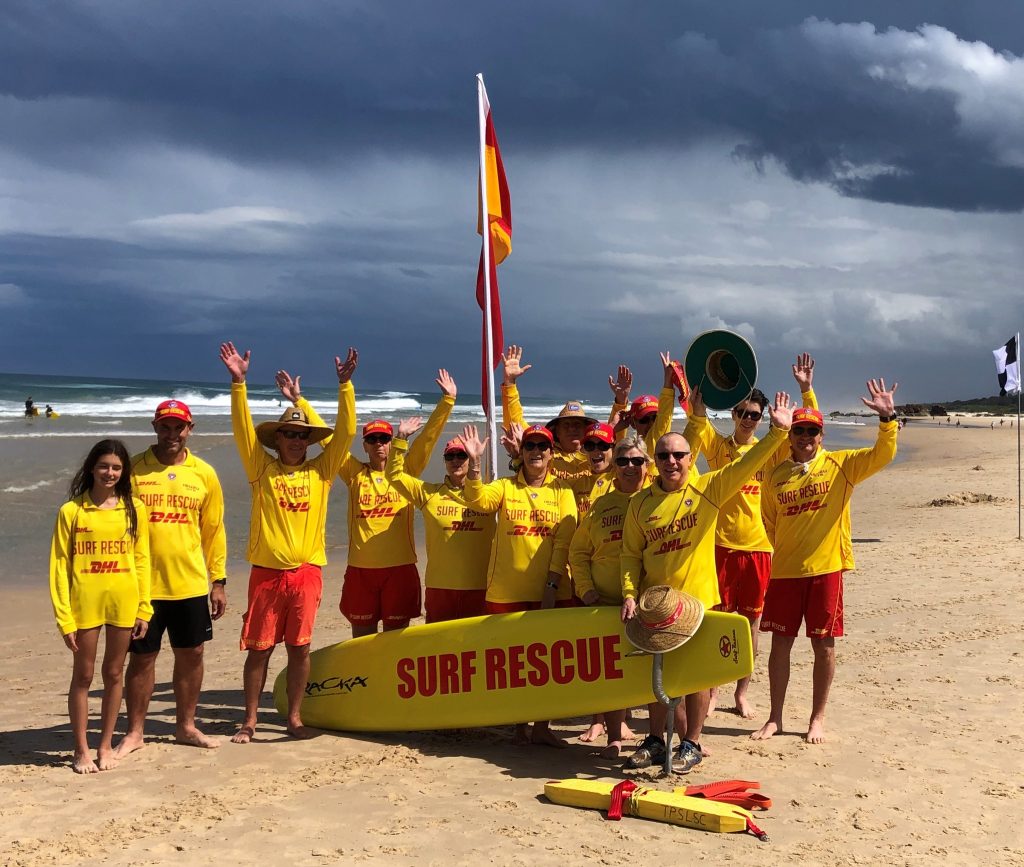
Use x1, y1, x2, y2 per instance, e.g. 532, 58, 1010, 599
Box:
2, 420, 1023, 866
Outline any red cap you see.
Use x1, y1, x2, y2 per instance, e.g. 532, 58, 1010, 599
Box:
584, 422, 615, 445
791, 408, 824, 429
522, 423, 554, 444
630, 395, 658, 419
442, 437, 467, 455
362, 420, 394, 438
153, 400, 192, 424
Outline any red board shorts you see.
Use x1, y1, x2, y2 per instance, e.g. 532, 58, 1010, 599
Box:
759, 571, 844, 638
714, 546, 772, 618
240, 563, 322, 650
341, 563, 422, 626
425, 588, 487, 624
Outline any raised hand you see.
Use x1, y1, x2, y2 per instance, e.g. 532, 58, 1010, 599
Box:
436, 369, 457, 399
768, 391, 793, 430
611, 408, 630, 434
860, 378, 898, 417
275, 370, 302, 403
219, 342, 250, 383
608, 365, 633, 405
461, 424, 489, 461
792, 353, 815, 392
335, 348, 358, 384
689, 386, 707, 418
397, 416, 424, 439
500, 422, 524, 460
501, 345, 532, 385
660, 350, 674, 388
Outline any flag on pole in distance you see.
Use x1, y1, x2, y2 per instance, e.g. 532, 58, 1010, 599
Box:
476, 79, 511, 408
993, 335, 1020, 396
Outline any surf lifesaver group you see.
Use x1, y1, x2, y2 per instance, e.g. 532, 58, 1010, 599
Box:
48, 340, 898, 775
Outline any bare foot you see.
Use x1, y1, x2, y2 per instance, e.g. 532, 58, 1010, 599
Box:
176, 728, 221, 749
113, 732, 145, 758
622, 723, 636, 740
697, 741, 712, 757
531, 727, 568, 749
805, 718, 826, 744
579, 722, 605, 743
286, 724, 319, 740
512, 724, 531, 746
600, 741, 623, 759
72, 751, 99, 774
750, 720, 781, 740
96, 748, 118, 771
734, 693, 755, 720
230, 725, 255, 744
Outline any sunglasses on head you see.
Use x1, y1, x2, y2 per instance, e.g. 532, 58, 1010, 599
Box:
734, 409, 763, 421
278, 429, 311, 440
444, 451, 469, 461
655, 450, 690, 462
522, 440, 551, 452
615, 456, 646, 467
583, 440, 612, 452
364, 434, 392, 445
791, 425, 822, 437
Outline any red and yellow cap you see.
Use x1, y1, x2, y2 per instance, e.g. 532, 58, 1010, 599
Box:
791, 408, 824, 430
523, 423, 554, 444
362, 420, 394, 438
442, 437, 467, 455
153, 400, 193, 424
584, 422, 615, 444
630, 395, 659, 420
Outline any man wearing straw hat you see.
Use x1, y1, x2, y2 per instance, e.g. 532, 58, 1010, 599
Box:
620, 390, 794, 772
219, 341, 358, 743
751, 378, 898, 745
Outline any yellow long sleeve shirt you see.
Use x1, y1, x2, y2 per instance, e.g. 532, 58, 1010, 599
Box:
683, 389, 818, 552
762, 421, 898, 579
620, 425, 789, 607
463, 471, 578, 604
385, 438, 494, 590
302, 394, 453, 569
566, 469, 616, 518
131, 447, 227, 600
49, 495, 153, 635
232, 382, 355, 570
568, 487, 638, 605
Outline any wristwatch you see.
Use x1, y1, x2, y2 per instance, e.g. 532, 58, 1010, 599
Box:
212, 579, 227, 586
879, 414, 898, 423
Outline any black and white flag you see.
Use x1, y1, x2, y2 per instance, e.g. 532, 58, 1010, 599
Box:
993, 335, 1020, 396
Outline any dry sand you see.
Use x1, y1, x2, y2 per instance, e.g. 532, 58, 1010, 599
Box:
2, 422, 1023, 866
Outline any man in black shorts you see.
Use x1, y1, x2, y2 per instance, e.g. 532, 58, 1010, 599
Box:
115, 399, 228, 753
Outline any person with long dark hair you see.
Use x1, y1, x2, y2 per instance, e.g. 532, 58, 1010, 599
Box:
49, 439, 151, 773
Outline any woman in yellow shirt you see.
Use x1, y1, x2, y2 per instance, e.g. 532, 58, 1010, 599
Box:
49, 439, 151, 773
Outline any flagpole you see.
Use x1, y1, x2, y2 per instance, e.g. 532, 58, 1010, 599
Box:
477, 73, 499, 481
1018, 330, 1021, 541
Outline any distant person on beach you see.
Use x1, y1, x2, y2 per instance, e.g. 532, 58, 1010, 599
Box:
25, 396, 36, 417
462, 421, 578, 747
45, 404, 55, 417
619, 390, 794, 773
385, 424, 495, 623
49, 439, 151, 773
682, 354, 817, 720
568, 430, 651, 757
285, 370, 455, 637
115, 399, 228, 757
751, 379, 898, 745
220, 341, 358, 743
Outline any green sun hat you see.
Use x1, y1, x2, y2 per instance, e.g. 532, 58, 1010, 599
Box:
684, 330, 758, 411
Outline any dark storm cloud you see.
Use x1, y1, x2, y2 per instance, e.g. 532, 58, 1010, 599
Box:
2, 2, 1024, 210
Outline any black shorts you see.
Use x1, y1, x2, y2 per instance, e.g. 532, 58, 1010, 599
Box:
130, 595, 213, 654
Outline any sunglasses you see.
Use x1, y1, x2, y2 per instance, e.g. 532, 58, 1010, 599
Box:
522, 440, 552, 452
634, 414, 656, 425
278, 429, 311, 440
583, 440, 613, 452
791, 425, 822, 437
444, 451, 469, 461
655, 450, 690, 462
734, 409, 763, 421
615, 456, 646, 467
364, 434, 392, 445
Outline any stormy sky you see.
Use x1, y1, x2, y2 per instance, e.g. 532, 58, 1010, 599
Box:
1, 1, 1023, 408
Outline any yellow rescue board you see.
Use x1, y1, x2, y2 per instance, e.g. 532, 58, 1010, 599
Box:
544, 778, 753, 834
273, 607, 752, 732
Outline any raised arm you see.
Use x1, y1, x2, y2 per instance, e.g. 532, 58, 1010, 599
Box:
607, 364, 632, 423
461, 424, 505, 513
221, 342, 263, 479
500, 345, 529, 429
318, 348, 359, 477
385, 423, 430, 509
406, 369, 456, 475
840, 378, 899, 482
